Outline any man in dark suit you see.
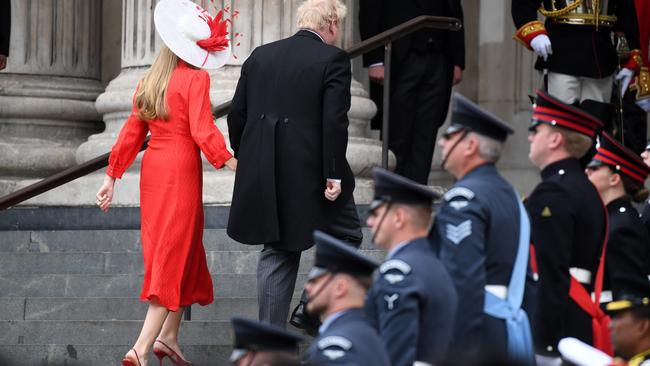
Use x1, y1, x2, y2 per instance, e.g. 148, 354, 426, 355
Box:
365, 168, 458, 366
525, 90, 608, 365
227, 0, 362, 328
0, 0, 10, 70
359, 0, 465, 184
429, 94, 533, 363
303, 230, 389, 366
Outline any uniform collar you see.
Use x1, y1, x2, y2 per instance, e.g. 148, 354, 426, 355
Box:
540, 157, 581, 180
297, 29, 325, 43
386, 240, 413, 260
460, 163, 497, 181
319, 310, 348, 334
629, 348, 650, 366
607, 196, 631, 213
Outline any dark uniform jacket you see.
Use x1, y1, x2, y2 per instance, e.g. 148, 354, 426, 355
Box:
305, 308, 390, 366
642, 202, 650, 245
604, 197, 650, 300
0, 0, 10, 56
511, 0, 640, 78
525, 158, 607, 355
358, 0, 465, 69
227, 30, 354, 251
429, 163, 521, 354
365, 238, 458, 366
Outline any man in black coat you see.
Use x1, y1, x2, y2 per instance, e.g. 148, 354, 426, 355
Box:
303, 231, 390, 366
525, 90, 608, 365
359, 0, 465, 184
0, 0, 10, 70
227, 0, 362, 328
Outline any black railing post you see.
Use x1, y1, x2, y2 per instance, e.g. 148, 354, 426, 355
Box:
184, 305, 191, 321
381, 42, 392, 169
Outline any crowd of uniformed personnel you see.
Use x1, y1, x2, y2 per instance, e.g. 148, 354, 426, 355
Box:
224, 0, 650, 365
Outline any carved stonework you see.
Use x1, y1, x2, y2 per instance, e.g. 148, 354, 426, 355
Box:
0, 0, 103, 193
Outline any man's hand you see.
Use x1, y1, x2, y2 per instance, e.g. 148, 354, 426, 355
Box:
453, 65, 463, 86
368, 65, 385, 85
324, 180, 342, 201
0, 54, 7, 70
530, 34, 552, 61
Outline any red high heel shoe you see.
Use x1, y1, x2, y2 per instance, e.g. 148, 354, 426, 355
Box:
153, 340, 193, 366
121, 349, 141, 366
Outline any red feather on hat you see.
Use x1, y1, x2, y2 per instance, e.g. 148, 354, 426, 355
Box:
196, 10, 230, 52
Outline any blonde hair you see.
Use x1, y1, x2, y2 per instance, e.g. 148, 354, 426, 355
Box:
296, 0, 347, 31
135, 45, 178, 121
552, 127, 594, 158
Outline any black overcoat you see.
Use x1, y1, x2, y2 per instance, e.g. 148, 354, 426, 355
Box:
227, 30, 354, 252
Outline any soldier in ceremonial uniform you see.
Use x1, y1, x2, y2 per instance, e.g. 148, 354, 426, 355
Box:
586, 132, 650, 304
631, 0, 650, 112
511, 0, 642, 105
365, 168, 458, 366
302, 230, 389, 366
525, 90, 608, 365
606, 276, 650, 366
429, 94, 533, 363
229, 317, 303, 366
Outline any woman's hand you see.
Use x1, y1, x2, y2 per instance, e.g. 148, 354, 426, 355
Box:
96, 175, 116, 212
225, 157, 238, 171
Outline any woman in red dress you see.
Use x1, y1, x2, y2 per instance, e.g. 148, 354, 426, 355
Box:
95, 1, 235, 365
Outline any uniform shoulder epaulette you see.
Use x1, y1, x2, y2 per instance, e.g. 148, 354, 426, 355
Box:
380, 259, 412, 284
318, 336, 352, 361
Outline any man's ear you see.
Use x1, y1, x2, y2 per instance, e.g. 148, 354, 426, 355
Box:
638, 317, 650, 337
548, 130, 564, 150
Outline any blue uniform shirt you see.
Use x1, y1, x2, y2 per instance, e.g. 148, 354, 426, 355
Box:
306, 308, 389, 366
365, 238, 457, 366
429, 163, 521, 353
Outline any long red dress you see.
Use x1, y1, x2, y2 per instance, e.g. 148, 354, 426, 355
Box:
106, 60, 232, 311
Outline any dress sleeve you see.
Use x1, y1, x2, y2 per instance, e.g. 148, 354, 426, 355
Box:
188, 70, 233, 169
106, 92, 149, 179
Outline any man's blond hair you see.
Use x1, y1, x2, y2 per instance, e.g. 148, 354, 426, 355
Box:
552, 126, 593, 158
296, 0, 347, 30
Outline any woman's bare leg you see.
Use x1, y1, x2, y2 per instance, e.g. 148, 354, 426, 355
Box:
125, 302, 169, 365
155, 307, 188, 359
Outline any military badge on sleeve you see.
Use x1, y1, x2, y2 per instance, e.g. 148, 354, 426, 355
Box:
318, 336, 352, 361
446, 220, 472, 245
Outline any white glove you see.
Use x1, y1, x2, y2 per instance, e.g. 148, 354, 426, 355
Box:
535, 354, 562, 366
530, 34, 553, 61
616, 67, 635, 95
636, 97, 650, 112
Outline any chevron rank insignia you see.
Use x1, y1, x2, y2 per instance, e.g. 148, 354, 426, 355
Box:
380, 259, 411, 275
446, 220, 472, 245
541, 206, 552, 217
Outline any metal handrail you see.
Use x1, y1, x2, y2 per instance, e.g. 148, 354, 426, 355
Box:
0, 15, 461, 211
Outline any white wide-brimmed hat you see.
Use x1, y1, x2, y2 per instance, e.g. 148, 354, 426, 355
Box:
154, 0, 231, 69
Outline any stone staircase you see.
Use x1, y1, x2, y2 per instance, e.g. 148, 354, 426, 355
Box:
0, 211, 381, 365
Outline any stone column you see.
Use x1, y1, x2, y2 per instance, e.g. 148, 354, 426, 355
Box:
70, 0, 382, 207
0, 0, 104, 196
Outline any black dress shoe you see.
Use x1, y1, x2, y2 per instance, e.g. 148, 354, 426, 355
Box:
289, 301, 320, 336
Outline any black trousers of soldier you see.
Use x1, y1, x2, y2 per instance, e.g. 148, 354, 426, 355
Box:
389, 49, 454, 185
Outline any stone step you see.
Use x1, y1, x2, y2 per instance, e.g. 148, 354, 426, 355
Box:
0, 228, 377, 253
0, 249, 385, 275
0, 344, 236, 366
0, 320, 234, 346
0, 274, 306, 298
0, 297, 270, 321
